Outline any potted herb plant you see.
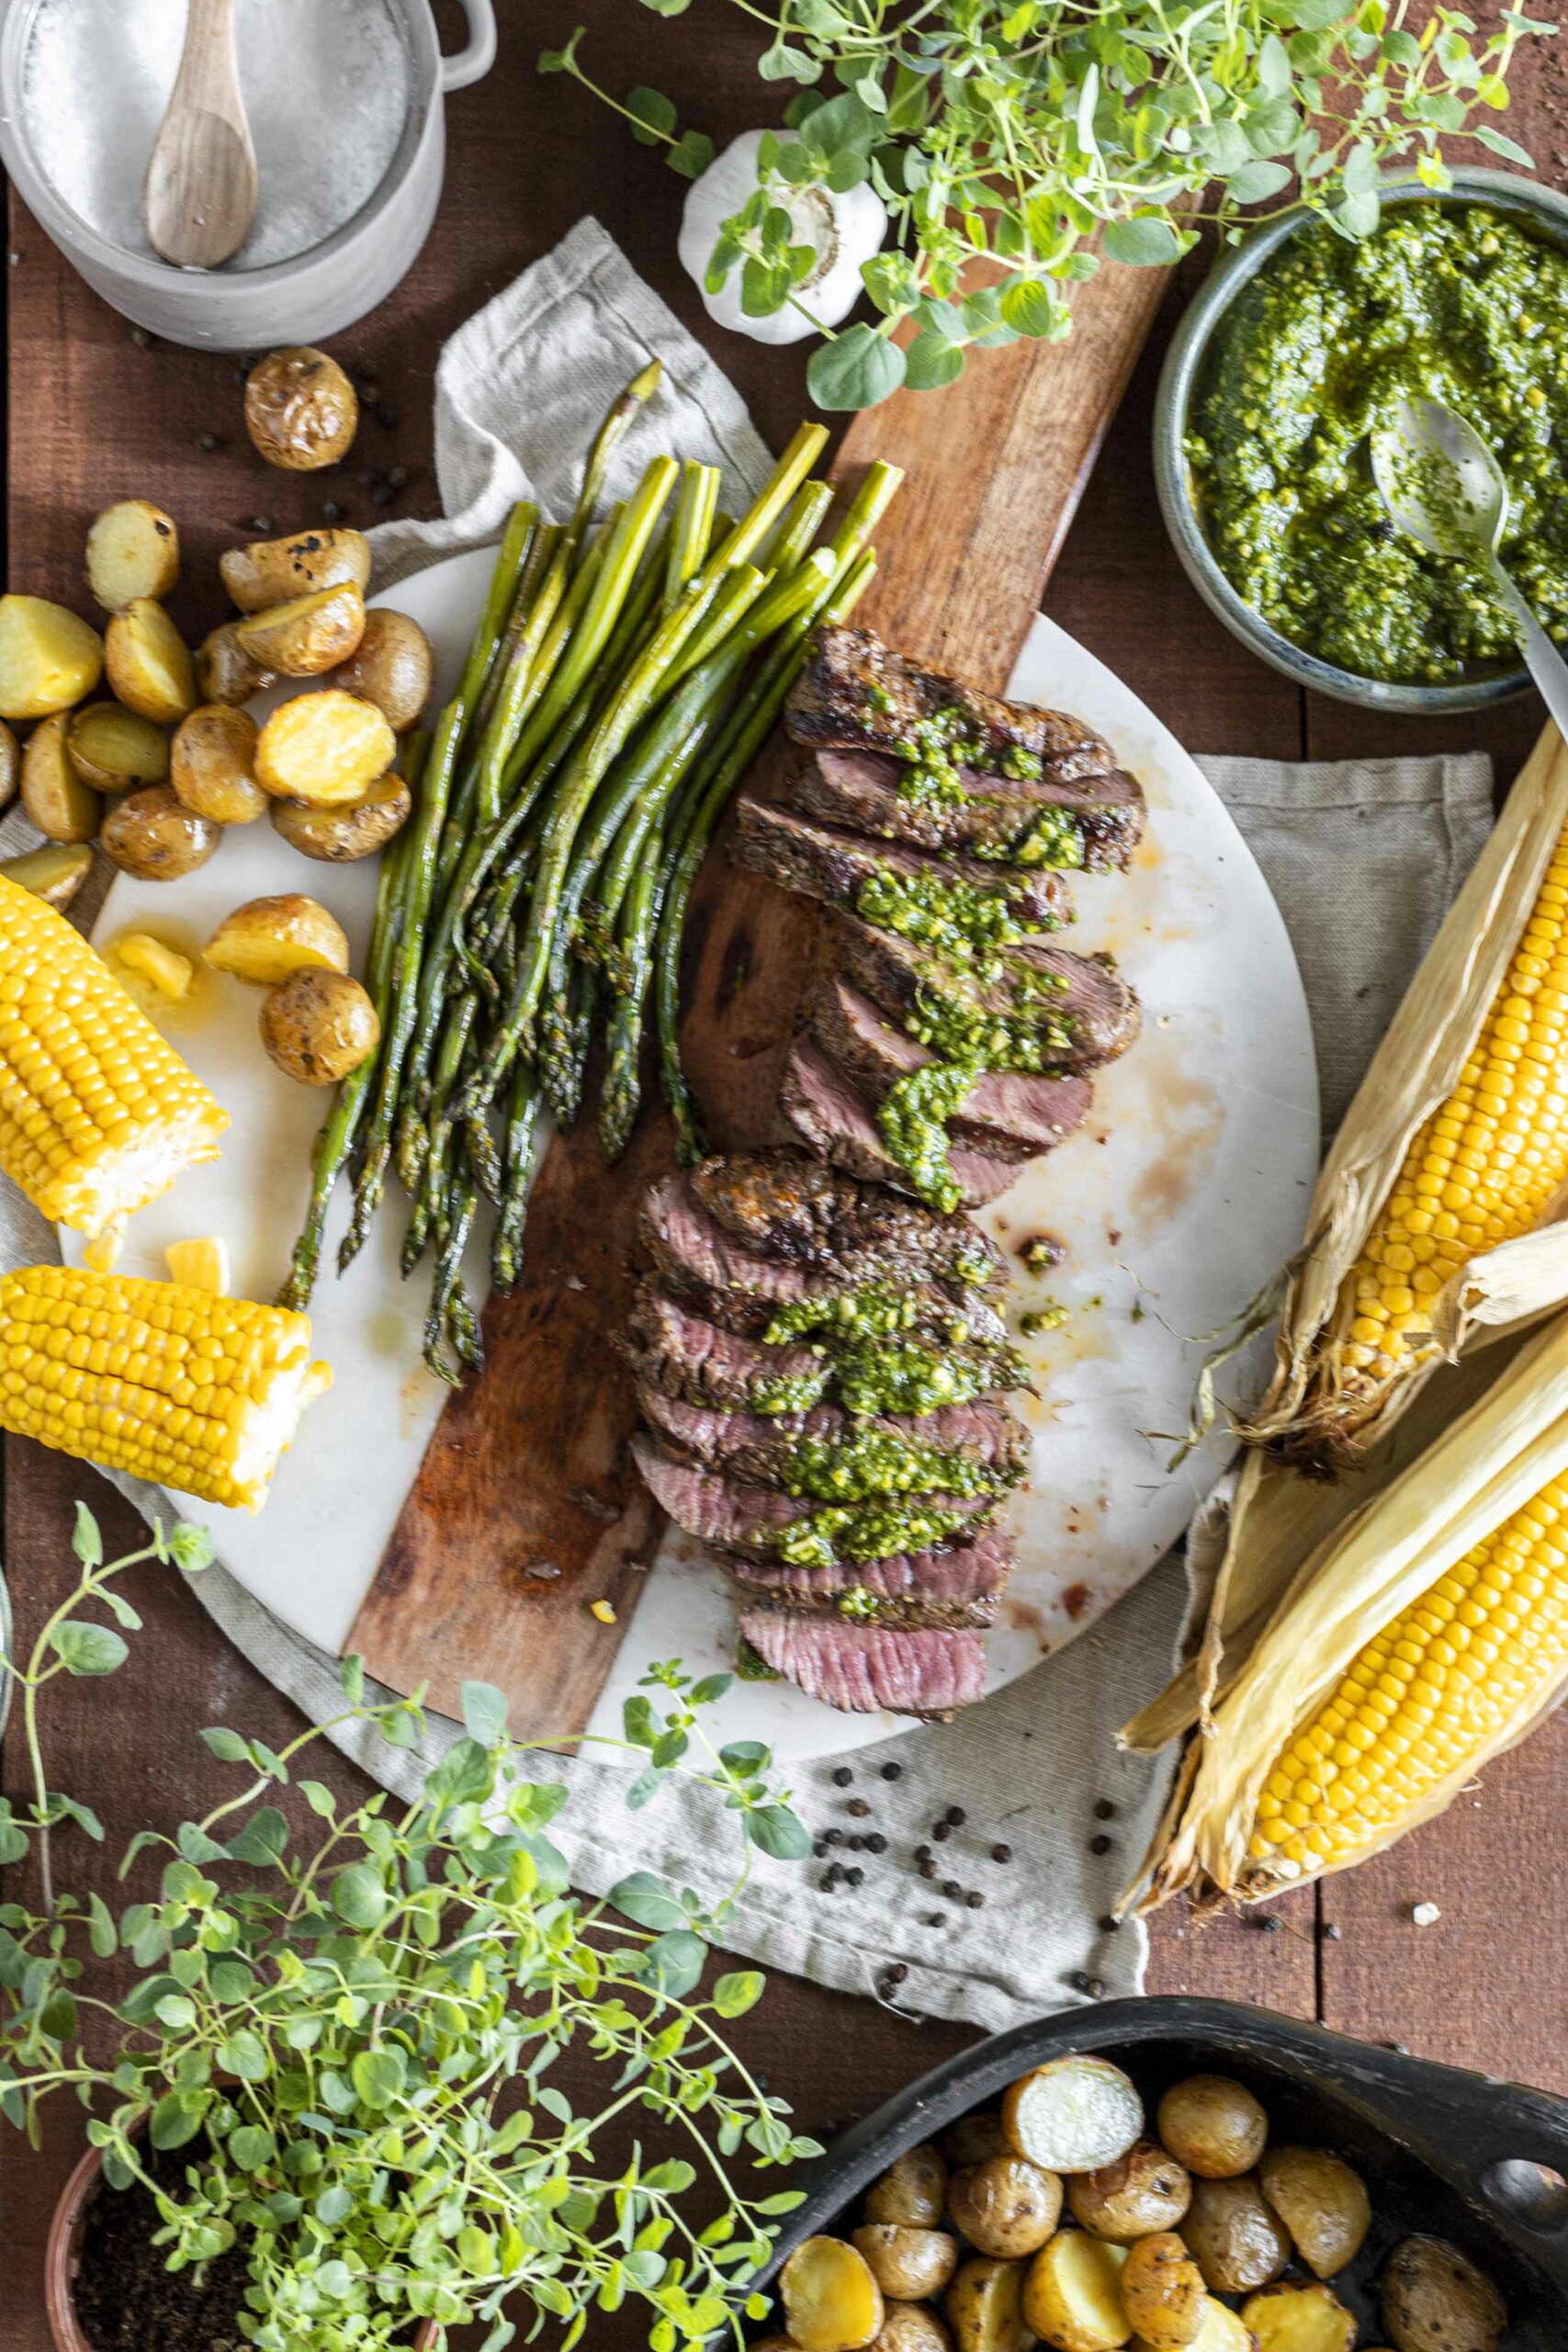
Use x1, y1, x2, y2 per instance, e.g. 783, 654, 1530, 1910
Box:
1, 1507, 817, 2352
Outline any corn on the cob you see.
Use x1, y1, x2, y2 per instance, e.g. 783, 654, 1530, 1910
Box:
0, 1264, 331, 1512
0, 876, 228, 1237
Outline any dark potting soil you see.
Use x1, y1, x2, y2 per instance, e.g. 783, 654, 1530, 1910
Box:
73, 2141, 249, 2352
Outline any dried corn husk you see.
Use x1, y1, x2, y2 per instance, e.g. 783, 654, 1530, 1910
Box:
1132, 1305, 1568, 1910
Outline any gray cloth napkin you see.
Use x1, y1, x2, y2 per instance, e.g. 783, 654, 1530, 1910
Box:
0, 220, 1496, 2031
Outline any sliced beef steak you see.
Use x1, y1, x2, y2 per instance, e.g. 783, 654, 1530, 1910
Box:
687, 1150, 1005, 1291
784, 1036, 1021, 1208
631, 1435, 1000, 1563
728, 1571, 999, 1630
829, 915, 1141, 1068
728, 1522, 1016, 1627
786, 625, 1118, 784
792, 748, 1145, 872
739, 1608, 988, 1717
735, 799, 1072, 936
809, 978, 1094, 1159
637, 1382, 1029, 1489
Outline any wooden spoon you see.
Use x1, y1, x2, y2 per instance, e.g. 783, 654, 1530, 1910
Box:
142, 0, 257, 269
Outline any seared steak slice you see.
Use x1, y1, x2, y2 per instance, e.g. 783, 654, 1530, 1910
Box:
784, 1036, 1021, 1209
738, 1608, 988, 1717
735, 799, 1072, 936
728, 1522, 1016, 1627
728, 1570, 999, 1630
830, 914, 1141, 1068
809, 978, 1094, 1159
637, 1383, 1029, 1489
793, 748, 1145, 872
632, 1435, 1000, 1563
787, 625, 1116, 784
687, 1151, 1005, 1291
640, 1172, 1006, 1342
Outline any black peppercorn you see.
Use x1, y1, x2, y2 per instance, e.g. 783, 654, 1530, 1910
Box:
1099, 1914, 1122, 1935
964, 1891, 984, 1910
387, 463, 411, 492
371, 481, 395, 508
1253, 1914, 1280, 1934
1093, 1798, 1117, 1821
933, 1820, 951, 1842
918, 1857, 937, 1881
846, 1796, 870, 1818
1322, 1922, 1342, 1941
378, 403, 401, 433
880, 1761, 902, 1781
845, 1866, 865, 1888
197, 431, 223, 453
944, 1805, 966, 1826
813, 1839, 829, 1860
819, 1872, 839, 1893
321, 501, 344, 524
823, 1827, 843, 1848
1089, 1833, 1113, 1857
991, 1843, 1012, 1863
250, 515, 273, 535
915, 1843, 932, 1864
131, 326, 152, 348
1084, 1975, 1106, 1998
924, 1912, 945, 1928
831, 1767, 852, 1788
846, 1836, 864, 1853
865, 1832, 888, 1854
942, 1879, 962, 1902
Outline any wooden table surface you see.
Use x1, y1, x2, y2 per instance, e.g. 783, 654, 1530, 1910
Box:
5, 5, 1567, 2338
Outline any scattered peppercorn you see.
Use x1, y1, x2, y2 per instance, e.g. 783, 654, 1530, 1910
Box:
846, 1836, 864, 1852
918, 1857, 938, 1881
378, 403, 401, 432
933, 1821, 951, 1842
991, 1843, 1013, 1863
819, 1872, 839, 1893
847, 1796, 871, 1818
915, 1842, 932, 1864
831, 1768, 852, 1788
321, 501, 344, 524
865, 1833, 888, 1854
1093, 1798, 1117, 1821
813, 1839, 829, 1859
1253, 1914, 1280, 1934
880, 1761, 902, 1781
1089, 1833, 1113, 1856
925, 1911, 945, 1928
1099, 1914, 1122, 1935
197, 431, 223, 453
371, 480, 395, 507
964, 1891, 984, 1910
942, 1879, 963, 1901
823, 1828, 844, 1848
845, 1866, 865, 1888
944, 1805, 966, 1826
387, 463, 411, 491
1322, 1922, 1342, 1941
877, 1962, 909, 1999
131, 326, 152, 349
250, 515, 273, 535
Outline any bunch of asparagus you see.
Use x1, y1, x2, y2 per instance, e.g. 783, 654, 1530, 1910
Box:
279, 364, 900, 1380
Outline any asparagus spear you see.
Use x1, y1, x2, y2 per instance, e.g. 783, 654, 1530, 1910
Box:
492, 1063, 545, 1292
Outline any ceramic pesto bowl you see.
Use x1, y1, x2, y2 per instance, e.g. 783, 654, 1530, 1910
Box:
1152, 168, 1568, 714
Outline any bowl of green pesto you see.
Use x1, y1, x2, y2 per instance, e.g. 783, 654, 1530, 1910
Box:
1154, 170, 1568, 711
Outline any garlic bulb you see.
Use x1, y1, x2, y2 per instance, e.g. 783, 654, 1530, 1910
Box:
678, 130, 887, 348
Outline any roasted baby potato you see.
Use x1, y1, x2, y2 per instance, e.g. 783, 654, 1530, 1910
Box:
245, 346, 359, 471
944, 2256, 1033, 2352
68, 702, 170, 792
205, 892, 349, 987
947, 2157, 1062, 2258
1021, 2232, 1130, 2352
85, 500, 179, 611
0, 718, 17, 811
853, 2227, 960, 2302
872, 2306, 953, 2352
1183, 2176, 1290, 2297
1003, 2057, 1144, 2175
1119, 2235, 1203, 2350
1133, 2301, 1256, 2352
0, 594, 104, 719
1257, 2149, 1370, 2281
172, 706, 266, 826
261, 968, 379, 1085
197, 621, 276, 707
22, 712, 100, 841
268, 768, 410, 863
1066, 2143, 1192, 2244
105, 598, 197, 724
0, 841, 93, 910
1380, 2236, 1506, 2352
1155, 2079, 1268, 2180
866, 2146, 949, 2229
101, 786, 219, 880
781, 2236, 886, 2352
220, 526, 372, 613
943, 2116, 1012, 2172
1242, 2282, 1355, 2352
255, 690, 396, 806
333, 607, 433, 732
235, 583, 367, 679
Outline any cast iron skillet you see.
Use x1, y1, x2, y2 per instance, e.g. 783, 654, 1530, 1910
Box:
754, 1996, 1568, 2345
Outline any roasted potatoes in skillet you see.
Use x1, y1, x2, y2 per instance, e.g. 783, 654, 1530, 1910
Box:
1021, 2230, 1130, 2352
68, 701, 170, 791
782, 2235, 886, 2352
1155, 2078, 1268, 2181
871, 2305, 953, 2352
205, 893, 349, 987
1242, 2280, 1355, 2352
0, 594, 104, 719
1004, 2057, 1144, 2175
197, 621, 276, 707
1257, 2148, 1370, 2280
220, 526, 371, 613
234, 582, 367, 678
245, 346, 359, 471
22, 712, 100, 841
0, 719, 17, 811
943, 2255, 1033, 2352
946, 2156, 1062, 2258
261, 968, 379, 1086
866, 2147, 949, 2229
1118, 2234, 1203, 2349
85, 500, 179, 611
268, 768, 411, 862
101, 786, 220, 880
943, 2116, 1012, 2172
1132, 2301, 1254, 2352
255, 690, 396, 806
1379, 2234, 1506, 2352
1066, 2142, 1191, 2244
0, 841, 93, 910
333, 606, 434, 732
172, 706, 266, 826
105, 598, 197, 724
1182, 2174, 1291, 2296
853, 2227, 960, 2302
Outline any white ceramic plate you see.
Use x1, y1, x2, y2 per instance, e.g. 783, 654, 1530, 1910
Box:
69, 556, 1317, 1761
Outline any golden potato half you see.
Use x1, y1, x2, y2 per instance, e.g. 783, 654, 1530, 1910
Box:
205, 893, 350, 987
255, 690, 396, 806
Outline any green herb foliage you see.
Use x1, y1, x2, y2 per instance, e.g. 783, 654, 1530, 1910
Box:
541, 2, 1547, 411
0, 1508, 815, 2352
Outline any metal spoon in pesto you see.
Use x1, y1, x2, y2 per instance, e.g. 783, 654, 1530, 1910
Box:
1371, 392, 1568, 737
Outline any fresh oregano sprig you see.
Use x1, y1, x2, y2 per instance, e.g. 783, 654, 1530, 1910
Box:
0, 1505, 817, 2352
543, 0, 1551, 410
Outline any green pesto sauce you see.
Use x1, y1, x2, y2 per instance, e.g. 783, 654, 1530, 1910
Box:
1189, 204, 1568, 684
773, 1427, 1015, 1502
974, 801, 1086, 872
874, 1059, 983, 1215
763, 1282, 975, 1348
734, 1636, 780, 1679
750, 1336, 1027, 1420
773, 1495, 980, 1569
1020, 1300, 1071, 1336
855, 865, 1054, 962
908, 978, 1077, 1069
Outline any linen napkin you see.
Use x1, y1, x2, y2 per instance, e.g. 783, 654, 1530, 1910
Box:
0, 219, 1496, 2031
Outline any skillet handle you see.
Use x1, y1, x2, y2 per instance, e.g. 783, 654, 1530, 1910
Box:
442, 0, 497, 92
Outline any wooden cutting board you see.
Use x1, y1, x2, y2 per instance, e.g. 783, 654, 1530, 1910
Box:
349, 259, 1169, 1732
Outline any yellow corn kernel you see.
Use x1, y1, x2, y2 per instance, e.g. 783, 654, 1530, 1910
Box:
113, 932, 193, 1001
164, 1237, 231, 1295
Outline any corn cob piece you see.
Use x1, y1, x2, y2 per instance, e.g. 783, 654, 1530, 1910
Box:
0, 875, 228, 1237
0, 1265, 330, 1512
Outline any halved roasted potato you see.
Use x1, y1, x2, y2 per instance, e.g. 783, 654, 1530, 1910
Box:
781, 2236, 886, 2352
68, 702, 170, 792
261, 968, 379, 1085
267, 768, 410, 863
1119, 2235, 1203, 2350
0, 841, 93, 910
852, 2227, 959, 2302
333, 607, 433, 732
944, 2256, 1033, 2352
197, 622, 276, 708
101, 786, 220, 880
255, 690, 395, 807
104, 599, 197, 724
1066, 2143, 1191, 2244
1241, 2281, 1355, 2352
946, 2156, 1062, 2259
204, 892, 349, 987
872, 2308, 952, 2352
220, 525, 372, 613
1131, 2301, 1253, 2352
235, 582, 367, 679
172, 706, 266, 825
1003, 2057, 1144, 2175
1155, 2079, 1268, 2181
85, 500, 180, 612
1021, 2231, 1130, 2352
1257, 2149, 1370, 2281
0, 719, 17, 812
1183, 2176, 1290, 2297
22, 712, 100, 841
0, 595, 104, 719
1380, 2236, 1506, 2352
